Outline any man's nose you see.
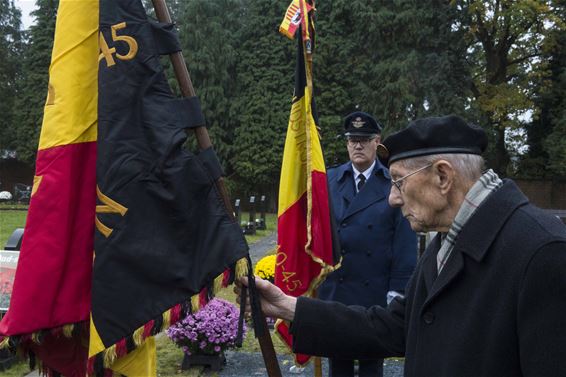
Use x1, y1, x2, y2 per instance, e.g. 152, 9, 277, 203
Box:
388, 186, 403, 207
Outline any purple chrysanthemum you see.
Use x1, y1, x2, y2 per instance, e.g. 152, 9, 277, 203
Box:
167, 298, 246, 356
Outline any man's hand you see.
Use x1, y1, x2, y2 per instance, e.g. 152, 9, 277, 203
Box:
235, 276, 297, 322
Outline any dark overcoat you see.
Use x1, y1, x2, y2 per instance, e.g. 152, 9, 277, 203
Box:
291, 180, 566, 377
318, 161, 417, 308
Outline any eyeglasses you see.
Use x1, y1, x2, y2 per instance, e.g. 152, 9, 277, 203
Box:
346, 137, 376, 147
391, 163, 433, 192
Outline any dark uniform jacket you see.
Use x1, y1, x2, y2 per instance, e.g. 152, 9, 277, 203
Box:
291, 180, 566, 377
318, 161, 417, 308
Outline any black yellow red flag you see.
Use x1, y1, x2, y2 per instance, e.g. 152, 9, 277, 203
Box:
89, 0, 249, 373
275, 0, 340, 367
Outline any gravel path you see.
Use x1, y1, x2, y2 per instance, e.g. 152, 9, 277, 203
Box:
248, 232, 277, 264
219, 352, 404, 377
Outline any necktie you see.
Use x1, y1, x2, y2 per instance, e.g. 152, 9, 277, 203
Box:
357, 174, 366, 192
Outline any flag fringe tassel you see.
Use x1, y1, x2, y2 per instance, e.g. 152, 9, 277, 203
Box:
88, 256, 247, 375
0, 322, 80, 350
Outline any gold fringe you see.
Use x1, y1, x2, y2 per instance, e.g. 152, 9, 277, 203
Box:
103, 344, 117, 368
162, 309, 171, 330
235, 257, 248, 279
0, 337, 9, 349
31, 332, 41, 344
213, 274, 223, 295
132, 326, 144, 347
62, 324, 74, 338
191, 294, 199, 313
91, 258, 253, 371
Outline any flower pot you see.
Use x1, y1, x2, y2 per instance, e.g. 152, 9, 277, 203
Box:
181, 351, 226, 371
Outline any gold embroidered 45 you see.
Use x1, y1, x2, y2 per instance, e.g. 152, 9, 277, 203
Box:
99, 22, 139, 67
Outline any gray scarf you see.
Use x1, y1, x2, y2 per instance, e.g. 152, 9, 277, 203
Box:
437, 169, 503, 274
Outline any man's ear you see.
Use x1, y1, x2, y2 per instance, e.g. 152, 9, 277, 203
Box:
433, 160, 454, 194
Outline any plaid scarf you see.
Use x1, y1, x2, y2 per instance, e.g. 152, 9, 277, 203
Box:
437, 169, 503, 274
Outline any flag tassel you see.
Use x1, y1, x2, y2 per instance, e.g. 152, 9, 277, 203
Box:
88, 257, 248, 374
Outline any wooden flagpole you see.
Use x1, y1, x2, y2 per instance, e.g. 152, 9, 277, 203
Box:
150, 1, 282, 376
314, 357, 323, 377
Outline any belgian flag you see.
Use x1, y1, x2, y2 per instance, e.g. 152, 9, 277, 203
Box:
274, 0, 340, 367
0, 0, 249, 376
0, 1, 98, 375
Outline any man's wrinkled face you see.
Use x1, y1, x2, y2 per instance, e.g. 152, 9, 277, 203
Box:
346, 135, 380, 171
388, 160, 444, 232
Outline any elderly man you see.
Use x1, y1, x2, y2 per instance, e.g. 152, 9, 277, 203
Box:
239, 115, 566, 377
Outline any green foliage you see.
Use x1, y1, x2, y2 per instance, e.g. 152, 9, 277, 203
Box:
518, 2, 566, 178
177, 0, 244, 174
314, 0, 376, 165
453, 0, 563, 174
536, 7, 566, 178
12, 0, 58, 165
363, 0, 470, 132
231, 0, 294, 193
0, 0, 23, 152
6, 0, 566, 187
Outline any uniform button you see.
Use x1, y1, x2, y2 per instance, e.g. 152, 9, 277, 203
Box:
423, 312, 434, 324
366, 250, 372, 256
364, 280, 369, 286
341, 222, 347, 227
341, 249, 347, 255
339, 277, 344, 283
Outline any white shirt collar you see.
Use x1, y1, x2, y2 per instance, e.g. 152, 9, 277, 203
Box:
352, 160, 376, 182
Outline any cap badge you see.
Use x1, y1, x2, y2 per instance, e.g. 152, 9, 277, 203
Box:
351, 117, 365, 128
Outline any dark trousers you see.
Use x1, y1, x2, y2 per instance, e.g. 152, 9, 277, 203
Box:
329, 358, 383, 377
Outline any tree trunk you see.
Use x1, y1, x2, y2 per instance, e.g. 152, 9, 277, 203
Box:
494, 126, 509, 176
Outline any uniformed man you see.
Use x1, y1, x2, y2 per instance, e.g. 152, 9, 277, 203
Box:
318, 111, 417, 377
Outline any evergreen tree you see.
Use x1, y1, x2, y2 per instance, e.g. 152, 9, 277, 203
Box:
12, 0, 58, 164
363, 0, 470, 132
231, 0, 294, 195
0, 0, 23, 153
314, 0, 377, 166
176, 0, 244, 175
314, 0, 470, 165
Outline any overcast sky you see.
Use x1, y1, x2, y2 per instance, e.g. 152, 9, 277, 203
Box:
15, 0, 36, 30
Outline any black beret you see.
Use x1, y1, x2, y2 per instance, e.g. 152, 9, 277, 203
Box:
377, 115, 488, 166
343, 111, 383, 136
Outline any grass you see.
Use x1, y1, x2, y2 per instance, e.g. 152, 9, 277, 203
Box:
0, 210, 27, 249
240, 212, 277, 246
1, 360, 29, 377
0, 209, 274, 250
